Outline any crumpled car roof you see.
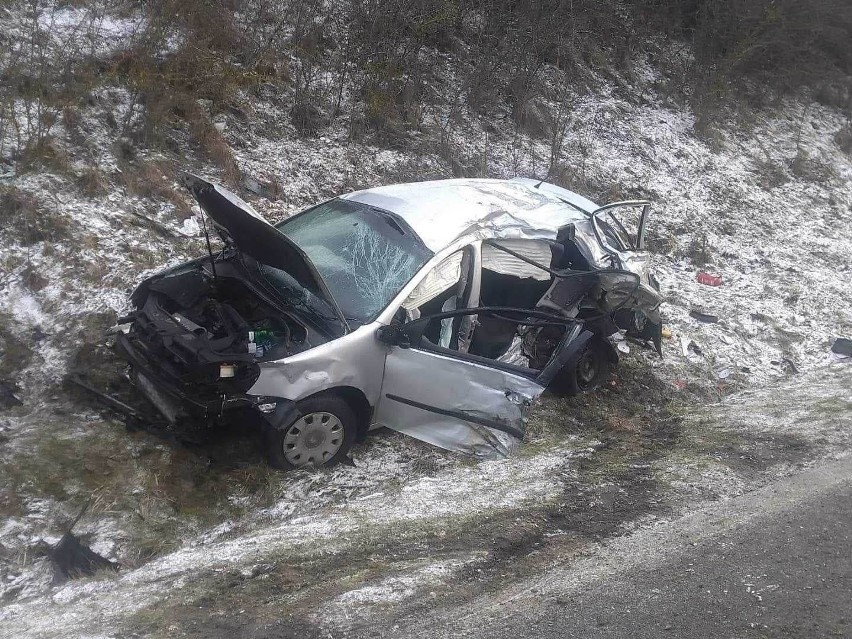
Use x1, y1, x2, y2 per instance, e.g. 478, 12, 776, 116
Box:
340, 178, 596, 252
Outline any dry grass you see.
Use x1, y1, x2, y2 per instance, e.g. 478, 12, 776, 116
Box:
0, 186, 73, 246
120, 159, 194, 218
0, 312, 33, 380
21, 265, 49, 292
789, 149, 836, 183
78, 167, 109, 197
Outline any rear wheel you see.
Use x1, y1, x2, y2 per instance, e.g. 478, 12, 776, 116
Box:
552, 338, 612, 396
266, 394, 357, 470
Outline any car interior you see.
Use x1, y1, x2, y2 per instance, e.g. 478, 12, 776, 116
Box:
399, 239, 587, 372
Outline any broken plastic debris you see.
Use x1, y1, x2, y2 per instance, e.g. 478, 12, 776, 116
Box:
689, 309, 719, 323
696, 272, 722, 286
782, 358, 800, 373
616, 341, 630, 354
661, 326, 672, 339
717, 368, 732, 379
830, 338, 852, 359
0, 380, 23, 408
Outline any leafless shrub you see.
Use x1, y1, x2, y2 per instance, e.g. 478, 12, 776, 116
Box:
752, 156, 789, 189
789, 149, 835, 183
188, 113, 241, 186
835, 124, 852, 155
814, 82, 852, 112
3, 0, 849, 190
291, 99, 326, 137
78, 166, 108, 197
121, 159, 193, 217
121, 160, 171, 199
0, 1, 109, 171
22, 265, 48, 291
682, 233, 714, 267
61, 105, 82, 133
0, 312, 33, 377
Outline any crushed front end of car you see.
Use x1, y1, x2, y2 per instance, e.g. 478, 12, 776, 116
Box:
112, 175, 345, 434
116, 262, 298, 425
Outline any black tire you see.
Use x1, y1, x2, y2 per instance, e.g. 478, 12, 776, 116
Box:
552, 338, 612, 396
265, 393, 357, 470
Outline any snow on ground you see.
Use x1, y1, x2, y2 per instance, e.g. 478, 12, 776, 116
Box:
0, 446, 578, 637
0, 2, 851, 633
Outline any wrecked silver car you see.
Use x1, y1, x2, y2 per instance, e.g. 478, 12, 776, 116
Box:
114, 175, 663, 468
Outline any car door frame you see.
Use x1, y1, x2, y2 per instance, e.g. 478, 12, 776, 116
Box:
589, 200, 651, 258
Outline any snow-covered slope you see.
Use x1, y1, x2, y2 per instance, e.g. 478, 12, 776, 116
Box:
1, 1, 850, 631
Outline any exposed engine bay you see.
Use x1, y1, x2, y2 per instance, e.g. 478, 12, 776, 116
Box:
115, 256, 326, 422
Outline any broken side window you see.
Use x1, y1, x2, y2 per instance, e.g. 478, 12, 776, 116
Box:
591, 202, 651, 253
402, 249, 471, 349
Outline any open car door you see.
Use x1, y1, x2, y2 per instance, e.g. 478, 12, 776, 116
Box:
589, 201, 663, 325
373, 308, 591, 458
590, 200, 650, 255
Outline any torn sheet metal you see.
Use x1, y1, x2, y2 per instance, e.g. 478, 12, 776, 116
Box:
375, 346, 543, 458
496, 335, 530, 368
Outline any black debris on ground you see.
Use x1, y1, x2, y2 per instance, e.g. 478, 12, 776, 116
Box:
50, 532, 119, 582
831, 337, 852, 358
0, 379, 23, 408
689, 309, 719, 324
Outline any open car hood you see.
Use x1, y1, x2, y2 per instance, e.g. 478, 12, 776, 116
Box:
182, 174, 332, 301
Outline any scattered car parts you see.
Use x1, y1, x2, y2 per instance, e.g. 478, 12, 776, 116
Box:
689, 308, 719, 323
109, 176, 665, 467
831, 338, 852, 360
697, 272, 722, 286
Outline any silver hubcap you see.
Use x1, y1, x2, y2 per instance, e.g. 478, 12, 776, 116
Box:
283, 411, 344, 467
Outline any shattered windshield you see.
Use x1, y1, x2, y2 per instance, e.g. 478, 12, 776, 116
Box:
276, 199, 432, 321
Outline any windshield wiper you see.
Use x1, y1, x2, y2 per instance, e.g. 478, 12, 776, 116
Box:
380, 214, 406, 235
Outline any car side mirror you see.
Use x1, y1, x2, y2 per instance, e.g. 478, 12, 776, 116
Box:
375, 324, 411, 349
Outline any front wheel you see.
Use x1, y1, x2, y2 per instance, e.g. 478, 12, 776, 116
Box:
265, 394, 357, 470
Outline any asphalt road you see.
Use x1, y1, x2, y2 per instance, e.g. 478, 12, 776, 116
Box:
395, 457, 852, 639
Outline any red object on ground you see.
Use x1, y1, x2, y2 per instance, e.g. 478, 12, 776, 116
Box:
697, 272, 722, 286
